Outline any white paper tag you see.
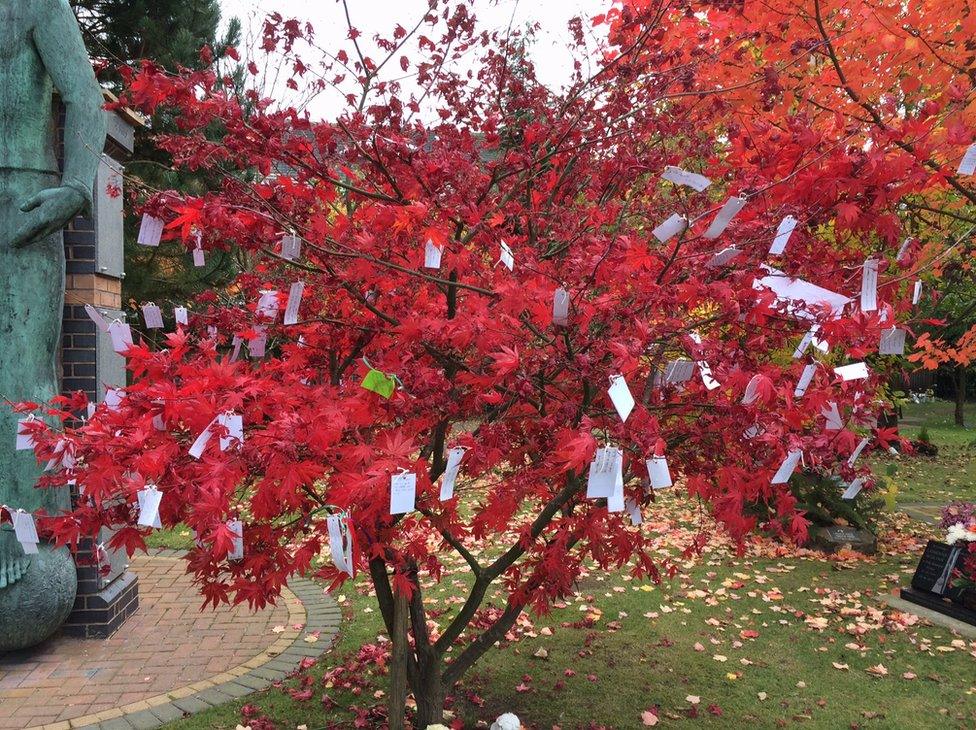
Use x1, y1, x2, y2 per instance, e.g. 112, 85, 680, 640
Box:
698, 360, 721, 391
424, 239, 443, 269
792, 324, 828, 358
794, 363, 817, 398
248, 327, 267, 358
625, 497, 642, 526
257, 290, 280, 321
175, 306, 189, 325
754, 266, 851, 320
662, 165, 711, 192
390, 472, 417, 515
85, 304, 110, 332
326, 513, 354, 576
192, 247, 206, 267
189, 417, 218, 459
499, 240, 515, 271
835, 362, 869, 381
607, 463, 625, 513
958, 143, 976, 175
741, 374, 762, 405
108, 320, 134, 354
841, 478, 865, 500
12, 511, 39, 553
879, 327, 906, 355
284, 281, 305, 326
770, 215, 797, 256
912, 279, 922, 305
847, 437, 871, 467
227, 519, 245, 561
703, 196, 747, 239
137, 486, 163, 528
104, 387, 125, 412
440, 447, 465, 501
281, 234, 302, 261
822, 401, 844, 430
230, 336, 243, 362
652, 213, 687, 242
896, 238, 911, 264
137, 214, 164, 246
771, 449, 802, 484
152, 413, 166, 431
142, 303, 164, 329
15, 417, 36, 451
743, 424, 763, 439
860, 259, 878, 312
217, 412, 243, 451
607, 375, 635, 422
587, 447, 623, 499
646, 456, 672, 489
552, 287, 570, 326
664, 360, 695, 384
706, 247, 741, 268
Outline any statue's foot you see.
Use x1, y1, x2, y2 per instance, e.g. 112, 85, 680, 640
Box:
0, 540, 76, 652
0, 531, 32, 588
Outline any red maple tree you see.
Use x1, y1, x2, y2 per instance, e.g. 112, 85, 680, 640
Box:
24, 0, 976, 723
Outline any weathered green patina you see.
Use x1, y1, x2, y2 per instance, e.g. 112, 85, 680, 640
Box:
0, 0, 106, 651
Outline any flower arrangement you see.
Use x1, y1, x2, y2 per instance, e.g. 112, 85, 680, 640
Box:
940, 502, 976, 592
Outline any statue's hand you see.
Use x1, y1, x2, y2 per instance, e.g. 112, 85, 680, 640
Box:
11, 186, 87, 249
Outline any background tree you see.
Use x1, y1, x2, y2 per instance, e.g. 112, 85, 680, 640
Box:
26, 0, 976, 725
70, 0, 243, 309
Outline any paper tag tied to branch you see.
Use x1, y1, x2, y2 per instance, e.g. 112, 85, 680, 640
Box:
137, 214, 164, 247
794, 363, 817, 398
646, 456, 672, 489
390, 471, 417, 515
661, 165, 711, 192
257, 290, 280, 321
85, 304, 109, 332
284, 281, 305, 326
771, 450, 802, 484
192, 247, 206, 267
861, 258, 879, 312
440, 447, 466, 501
498, 240, 515, 271
136, 485, 163, 528
141, 303, 164, 329
770, 215, 797, 256
227, 519, 245, 561
703, 196, 747, 239
879, 328, 906, 356
958, 142, 976, 176
552, 287, 570, 327
424, 239, 443, 270
281, 234, 302, 261
12, 510, 39, 554
327, 513, 355, 577
175, 306, 189, 326
652, 213, 686, 243
15, 416, 37, 451
607, 374, 635, 422
108, 320, 134, 354
587, 447, 623, 499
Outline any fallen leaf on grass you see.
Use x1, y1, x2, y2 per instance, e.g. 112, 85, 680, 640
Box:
866, 664, 888, 677
641, 710, 659, 726
832, 662, 849, 671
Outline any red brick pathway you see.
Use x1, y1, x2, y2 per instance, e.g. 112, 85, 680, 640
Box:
0, 554, 300, 729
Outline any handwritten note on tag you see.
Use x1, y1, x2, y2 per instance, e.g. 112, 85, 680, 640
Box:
327, 513, 354, 577
142, 303, 164, 329
879, 328, 906, 355
703, 196, 746, 239
12, 511, 39, 554
662, 165, 711, 192
440, 447, 465, 501
284, 281, 305, 326
175, 306, 189, 325
664, 360, 695, 384
390, 472, 417, 515
137, 214, 164, 246
847, 437, 871, 467
499, 240, 515, 271
257, 290, 280, 321
958, 143, 976, 175
217, 412, 244, 451
552, 287, 570, 326
281, 234, 302, 261
860, 259, 878, 312
424, 239, 443, 269
896, 238, 911, 264
137, 486, 163, 528
587, 447, 623, 499
108, 320, 133, 354
646, 456, 672, 489
625, 497, 642, 525
741, 375, 762, 405
793, 324, 828, 358
192, 247, 206, 267
770, 216, 797, 256
841, 478, 865, 500
912, 280, 922, 305
607, 375, 635, 422
771, 450, 802, 484
607, 463, 625, 513
652, 213, 687, 243
835, 362, 869, 381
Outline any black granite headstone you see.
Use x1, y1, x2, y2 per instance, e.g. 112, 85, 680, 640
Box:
910, 540, 964, 596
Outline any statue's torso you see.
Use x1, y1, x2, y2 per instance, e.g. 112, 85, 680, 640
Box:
0, 3, 57, 174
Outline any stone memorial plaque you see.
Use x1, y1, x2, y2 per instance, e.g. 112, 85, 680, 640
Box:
910, 540, 964, 596
811, 525, 877, 555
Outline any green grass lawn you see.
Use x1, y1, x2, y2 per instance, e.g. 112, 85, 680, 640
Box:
870, 400, 976, 504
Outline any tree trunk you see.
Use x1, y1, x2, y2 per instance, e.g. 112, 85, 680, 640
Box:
388, 593, 409, 730
412, 664, 446, 729
955, 364, 967, 427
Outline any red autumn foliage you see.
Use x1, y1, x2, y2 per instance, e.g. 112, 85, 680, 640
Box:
20, 0, 976, 722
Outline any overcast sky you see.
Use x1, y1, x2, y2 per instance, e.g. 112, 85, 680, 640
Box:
218, 0, 608, 119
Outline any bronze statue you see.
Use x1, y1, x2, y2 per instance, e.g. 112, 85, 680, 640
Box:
0, 0, 106, 650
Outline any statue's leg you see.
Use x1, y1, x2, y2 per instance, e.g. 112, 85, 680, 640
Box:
0, 170, 71, 603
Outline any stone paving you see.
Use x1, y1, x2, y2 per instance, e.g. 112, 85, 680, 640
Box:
0, 550, 341, 730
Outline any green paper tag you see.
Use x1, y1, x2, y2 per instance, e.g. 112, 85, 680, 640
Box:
361, 369, 396, 399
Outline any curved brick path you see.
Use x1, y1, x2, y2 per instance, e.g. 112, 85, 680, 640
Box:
0, 550, 340, 730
